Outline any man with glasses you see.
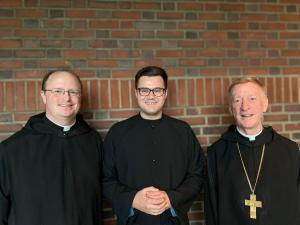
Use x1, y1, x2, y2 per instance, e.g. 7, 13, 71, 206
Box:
0, 70, 103, 225
103, 66, 205, 225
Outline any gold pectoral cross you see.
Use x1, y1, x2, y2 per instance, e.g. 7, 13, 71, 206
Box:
245, 193, 262, 219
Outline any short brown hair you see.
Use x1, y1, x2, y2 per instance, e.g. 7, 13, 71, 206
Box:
135, 66, 168, 89
228, 77, 266, 97
41, 70, 82, 91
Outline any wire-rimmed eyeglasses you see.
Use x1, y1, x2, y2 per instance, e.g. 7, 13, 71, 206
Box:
137, 87, 166, 97
43, 88, 81, 97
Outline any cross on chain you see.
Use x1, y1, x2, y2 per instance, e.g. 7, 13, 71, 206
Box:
245, 193, 262, 219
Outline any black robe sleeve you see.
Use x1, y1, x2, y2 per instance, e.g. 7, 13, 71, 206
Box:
0, 143, 10, 225
102, 129, 138, 225
298, 148, 300, 218
166, 127, 205, 218
204, 145, 218, 225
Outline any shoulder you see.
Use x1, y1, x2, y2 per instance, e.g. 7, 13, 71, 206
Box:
0, 127, 29, 153
105, 115, 139, 138
271, 128, 299, 150
162, 114, 191, 130
207, 125, 235, 155
0, 113, 47, 153
209, 138, 227, 150
86, 127, 103, 141
110, 114, 139, 130
207, 138, 227, 156
76, 115, 103, 137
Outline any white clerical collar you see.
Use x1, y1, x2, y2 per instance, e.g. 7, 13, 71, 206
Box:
237, 127, 263, 141
62, 124, 74, 132
51, 120, 76, 132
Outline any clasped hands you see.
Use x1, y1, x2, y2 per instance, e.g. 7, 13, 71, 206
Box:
132, 186, 171, 215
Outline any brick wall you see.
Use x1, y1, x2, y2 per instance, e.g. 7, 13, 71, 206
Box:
0, 0, 300, 224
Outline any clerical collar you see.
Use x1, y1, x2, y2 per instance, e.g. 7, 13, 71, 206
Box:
236, 127, 263, 141
138, 113, 163, 122
62, 124, 74, 132
48, 119, 76, 132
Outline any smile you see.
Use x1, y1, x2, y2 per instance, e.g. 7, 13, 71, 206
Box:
144, 101, 157, 105
59, 104, 73, 107
241, 114, 254, 118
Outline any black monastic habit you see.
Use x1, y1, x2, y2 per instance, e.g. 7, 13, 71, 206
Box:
205, 125, 300, 225
0, 113, 103, 225
103, 114, 205, 225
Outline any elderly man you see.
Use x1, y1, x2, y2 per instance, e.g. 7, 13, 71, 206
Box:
205, 77, 300, 225
0, 70, 102, 225
103, 66, 205, 225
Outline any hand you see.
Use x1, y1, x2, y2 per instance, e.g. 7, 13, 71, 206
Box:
146, 189, 171, 213
132, 187, 171, 215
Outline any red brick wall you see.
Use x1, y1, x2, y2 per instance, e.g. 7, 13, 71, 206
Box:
0, 1, 300, 224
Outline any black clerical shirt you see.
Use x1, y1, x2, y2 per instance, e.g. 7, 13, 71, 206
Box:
103, 113, 205, 225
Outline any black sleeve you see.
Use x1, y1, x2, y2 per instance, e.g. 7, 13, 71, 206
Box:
0, 143, 10, 225
102, 128, 137, 225
166, 127, 206, 216
289, 140, 300, 222
298, 148, 300, 221
96, 132, 103, 225
204, 145, 218, 225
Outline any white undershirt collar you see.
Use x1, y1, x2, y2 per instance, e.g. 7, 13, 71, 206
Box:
50, 120, 76, 132
236, 127, 263, 141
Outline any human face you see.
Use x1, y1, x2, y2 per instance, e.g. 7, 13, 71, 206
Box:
230, 82, 268, 135
41, 71, 81, 125
135, 76, 167, 120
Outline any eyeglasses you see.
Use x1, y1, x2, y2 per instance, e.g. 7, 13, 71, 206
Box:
137, 87, 166, 97
43, 88, 81, 97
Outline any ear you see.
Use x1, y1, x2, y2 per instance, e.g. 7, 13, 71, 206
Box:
164, 89, 168, 98
134, 89, 139, 99
262, 96, 269, 113
40, 90, 47, 104
227, 95, 233, 115
228, 105, 233, 115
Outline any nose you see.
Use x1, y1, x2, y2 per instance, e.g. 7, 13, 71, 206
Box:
62, 91, 71, 100
241, 98, 249, 110
147, 90, 156, 98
